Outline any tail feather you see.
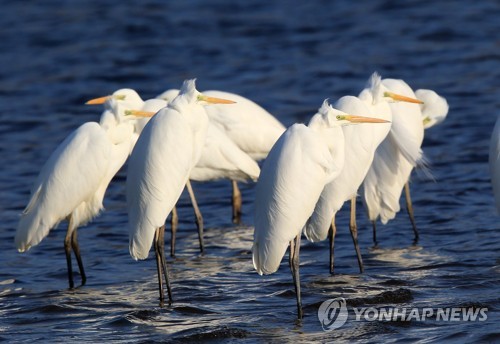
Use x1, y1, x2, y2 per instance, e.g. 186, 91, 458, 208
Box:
252, 238, 289, 275
16, 207, 58, 252
129, 222, 156, 261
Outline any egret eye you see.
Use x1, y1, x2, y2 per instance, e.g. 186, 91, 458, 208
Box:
336, 115, 344, 120
115, 95, 127, 101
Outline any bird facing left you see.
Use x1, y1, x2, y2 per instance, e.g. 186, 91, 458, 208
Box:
15, 89, 149, 289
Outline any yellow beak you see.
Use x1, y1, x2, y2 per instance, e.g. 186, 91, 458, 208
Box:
344, 114, 390, 123
124, 110, 156, 118
384, 92, 424, 104
198, 95, 236, 104
85, 96, 110, 105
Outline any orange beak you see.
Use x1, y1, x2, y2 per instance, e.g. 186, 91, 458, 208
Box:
85, 96, 110, 105
384, 92, 424, 104
344, 114, 390, 123
198, 95, 236, 104
125, 110, 156, 118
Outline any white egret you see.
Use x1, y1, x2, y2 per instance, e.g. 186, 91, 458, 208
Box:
416, 89, 449, 129
253, 100, 387, 319
127, 79, 235, 304
127, 98, 204, 257
362, 86, 449, 244
362, 79, 425, 244
305, 73, 423, 275
489, 115, 500, 213
129, 100, 260, 257
158, 89, 285, 223
15, 89, 147, 288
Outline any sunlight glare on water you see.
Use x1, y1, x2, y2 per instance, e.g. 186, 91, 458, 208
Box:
1, 0, 499, 342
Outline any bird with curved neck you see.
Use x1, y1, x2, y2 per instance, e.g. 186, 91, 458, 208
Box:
126, 79, 235, 305
362, 78, 426, 245
304, 72, 423, 275
129, 96, 260, 257
362, 82, 449, 245
16, 88, 148, 289
253, 100, 387, 319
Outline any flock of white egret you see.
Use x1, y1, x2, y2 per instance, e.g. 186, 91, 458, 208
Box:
19, 71, 489, 319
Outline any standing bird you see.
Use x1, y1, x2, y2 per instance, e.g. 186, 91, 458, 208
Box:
253, 100, 387, 319
305, 73, 423, 275
158, 89, 285, 223
127, 79, 235, 305
489, 115, 500, 213
129, 100, 260, 257
15, 89, 147, 288
362, 86, 449, 244
362, 79, 425, 244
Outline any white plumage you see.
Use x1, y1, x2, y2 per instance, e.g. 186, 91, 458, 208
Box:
253, 99, 387, 318
158, 88, 280, 224
190, 123, 260, 183
304, 73, 423, 274
362, 86, 449, 241
158, 89, 285, 160
253, 102, 345, 275
305, 74, 393, 243
16, 88, 144, 287
128, 80, 210, 260
126, 79, 236, 304
361, 79, 424, 225
416, 89, 449, 129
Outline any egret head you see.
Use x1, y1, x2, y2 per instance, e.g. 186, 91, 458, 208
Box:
86, 88, 145, 123
415, 89, 449, 129
313, 100, 390, 128
335, 113, 390, 124
383, 91, 423, 104
362, 72, 423, 105
85, 88, 143, 107
169, 79, 236, 108
124, 99, 168, 119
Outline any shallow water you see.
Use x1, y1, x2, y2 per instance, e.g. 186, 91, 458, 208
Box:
1, 0, 499, 342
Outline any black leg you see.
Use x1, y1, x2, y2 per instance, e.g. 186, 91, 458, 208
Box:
329, 217, 337, 275
349, 197, 364, 273
64, 216, 74, 289
186, 180, 204, 254
170, 206, 178, 257
231, 180, 242, 225
158, 225, 173, 305
404, 182, 419, 243
289, 234, 303, 319
71, 228, 86, 286
372, 220, 378, 246
154, 227, 165, 305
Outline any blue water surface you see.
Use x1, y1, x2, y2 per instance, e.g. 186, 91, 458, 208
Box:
1, 0, 499, 342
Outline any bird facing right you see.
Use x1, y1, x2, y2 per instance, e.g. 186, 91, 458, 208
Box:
253, 100, 387, 319
126, 79, 235, 305
304, 73, 423, 275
